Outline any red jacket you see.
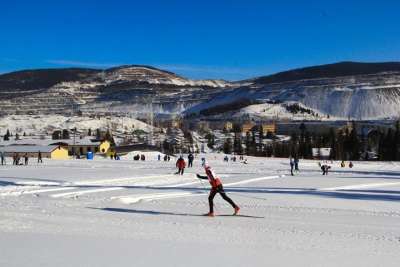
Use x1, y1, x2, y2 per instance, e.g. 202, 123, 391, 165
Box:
205, 168, 222, 188
176, 158, 186, 169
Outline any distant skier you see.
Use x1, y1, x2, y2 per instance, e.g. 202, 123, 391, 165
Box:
349, 161, 354, 168
289, 157, 294, 176
158, 154, 161, 161
24, 153, 29, 165
188, 153, 194, 167
175, 156, 186, 175
341, 160, 345, 168
0, 151, 5, 165
321, 163, 331, 175
294, 157, 299, 172
38, 151, 43, 163
197, 163, 239, 217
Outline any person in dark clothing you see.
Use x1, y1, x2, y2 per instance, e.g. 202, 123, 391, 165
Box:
176, 156, 186, 175
38, 151, 43, 163
197, 163, 239, 217
0, 151, 5, 165
294, 157, 299, 172
24, 153, 29, 165
321, 164, 331, 175
289, 157, 294, 176
15, 153, 20, 165
188, 153, 194, 167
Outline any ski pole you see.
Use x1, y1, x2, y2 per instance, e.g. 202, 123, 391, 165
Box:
227, 192, 269, 201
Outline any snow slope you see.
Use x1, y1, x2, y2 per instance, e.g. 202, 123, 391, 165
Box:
1, 154, 400, 266
0, 115, 153, 135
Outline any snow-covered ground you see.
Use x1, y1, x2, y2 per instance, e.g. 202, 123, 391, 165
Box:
0, 115, 153, 135
1, 154, 400, 266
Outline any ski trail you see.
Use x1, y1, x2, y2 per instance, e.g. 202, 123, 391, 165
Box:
52, 187, 124, 198
20, 187, 78, 195
51, 174, 200, 198
319, 181, 400, 191
74, 174, 174, 186
115, 192, 201, 204
113, 175, 283, 204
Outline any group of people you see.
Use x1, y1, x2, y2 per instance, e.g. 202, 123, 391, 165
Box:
157, 154, 171, 161
290, 157, 356, 176
133, 154, 145, 161
0, 151, 43, 166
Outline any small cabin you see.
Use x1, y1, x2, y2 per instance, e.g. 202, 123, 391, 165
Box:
0, 145, 69, 160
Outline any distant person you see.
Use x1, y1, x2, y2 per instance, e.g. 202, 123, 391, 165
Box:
24, 153, 29, 165
15, 153, 20, 165
133, 154, 140, 161
349, 162, 354, 168
0, 151, 5, 165
175, 156, 186, 175
38, 151, 43, 163
289, 157, 294, 176
294, 157, 299, 172
141, 154, 145, 161
242, 159, 248, 164
321, 163, 331, 175
188, 153, 194, 167
196, 163, 239, 217
167, 155, 171, 161
164, 155, 168, 161
224, 155, 229, 162
341, 161, 345, 168
201, 157, 206, 166
158, 154, 161, 161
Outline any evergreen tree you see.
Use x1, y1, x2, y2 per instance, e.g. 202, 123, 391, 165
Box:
223, 138, 233, 154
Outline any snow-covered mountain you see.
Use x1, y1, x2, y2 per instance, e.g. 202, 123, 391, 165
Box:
0, 65, 237, 117
186, 62, 400, 120
2, 62, 400, 120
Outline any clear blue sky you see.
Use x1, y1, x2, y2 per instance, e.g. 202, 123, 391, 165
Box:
0, 0, 399, 80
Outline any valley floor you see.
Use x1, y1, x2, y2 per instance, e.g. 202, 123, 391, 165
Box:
0, 154, 399, 267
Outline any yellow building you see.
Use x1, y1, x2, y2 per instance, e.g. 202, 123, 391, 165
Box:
0, 145, 69, 160
99, 140, 111, 154
261, 123, 276, 135
241, 122, 256, 133
224, 122, 233, 131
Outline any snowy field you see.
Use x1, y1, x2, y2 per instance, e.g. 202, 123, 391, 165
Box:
1, 154, 400, 267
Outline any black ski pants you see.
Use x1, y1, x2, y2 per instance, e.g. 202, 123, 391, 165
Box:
208, 185, 237, 213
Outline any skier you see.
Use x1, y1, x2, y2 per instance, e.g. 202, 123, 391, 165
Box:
321, 163, 331, 175
0, 151, 5, 165
24, 153, 29, 165
38, 151, 43, 163
289, 157, 294, 176
341, 160, 345, 168
158, 154, 161, 161
294, 157, 299, 173
188, 153, 194, 168
175, 156, 186, 175
197, 163, 239, 217
349, 161, 354, 168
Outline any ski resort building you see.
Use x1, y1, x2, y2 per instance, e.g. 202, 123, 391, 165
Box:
0, 145, 69, 159
261, 123, 277, 135
50, 139, 111, 156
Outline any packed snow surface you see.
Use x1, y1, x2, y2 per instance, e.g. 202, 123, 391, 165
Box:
1, 153, 400, 266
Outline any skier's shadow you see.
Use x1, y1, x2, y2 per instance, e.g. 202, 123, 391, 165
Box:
89, 207, 265, 219
89, 207, 204, 217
